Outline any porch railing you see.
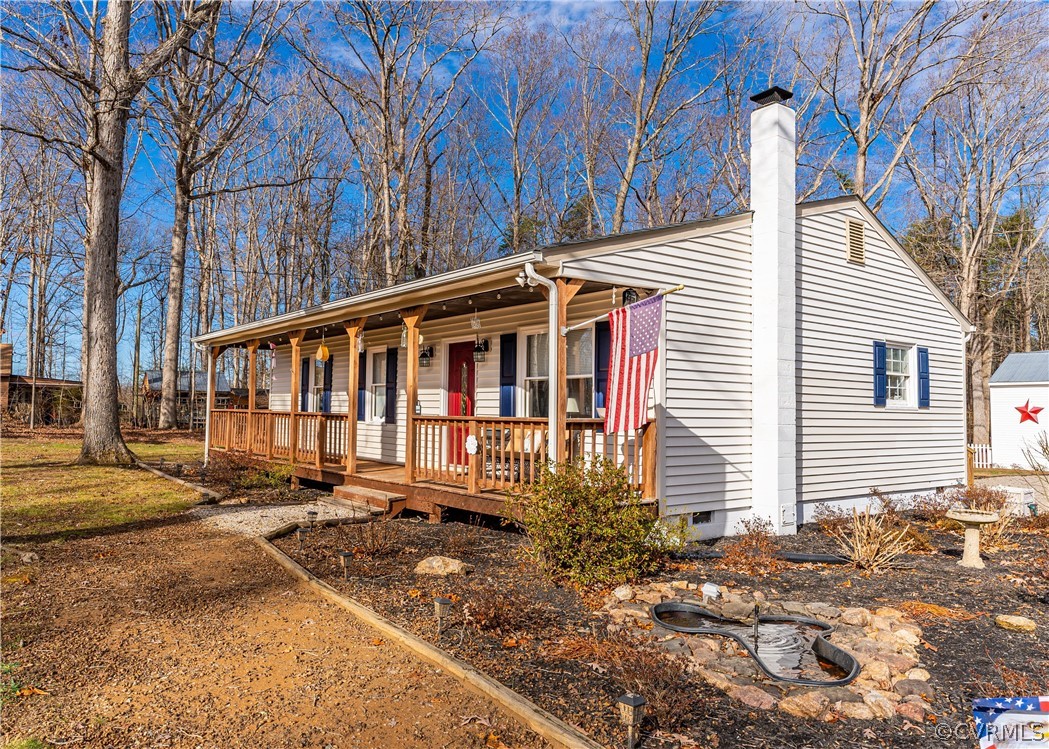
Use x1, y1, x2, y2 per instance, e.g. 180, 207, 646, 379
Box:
210, 409, 656, 497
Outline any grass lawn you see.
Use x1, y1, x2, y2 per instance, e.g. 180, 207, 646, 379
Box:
2, 432, 204, 541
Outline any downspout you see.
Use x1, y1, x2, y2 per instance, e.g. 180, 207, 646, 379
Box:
521, 263, 560, 465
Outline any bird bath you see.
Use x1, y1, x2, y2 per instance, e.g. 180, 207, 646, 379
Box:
650, 601, 860, 687
945, 508, 999, 569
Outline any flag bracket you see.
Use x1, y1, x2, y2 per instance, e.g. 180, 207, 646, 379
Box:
560, 284, 685, 336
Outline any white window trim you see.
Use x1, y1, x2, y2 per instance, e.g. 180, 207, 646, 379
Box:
366, 346, 388, 424
517, 323, 596, 419
885, 342, 917, 410
312, 357, 327, 413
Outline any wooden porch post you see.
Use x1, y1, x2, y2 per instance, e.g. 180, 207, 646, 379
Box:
204, 345, 225, 462
246, 339, 259, 455
401, 305, 428, 484
642, 420, 658, 499
555, 279, 585, 462
288, 329, 306, 464
343, 318, 367, 474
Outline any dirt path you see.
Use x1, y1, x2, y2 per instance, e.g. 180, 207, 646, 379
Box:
2, 515, 546, 748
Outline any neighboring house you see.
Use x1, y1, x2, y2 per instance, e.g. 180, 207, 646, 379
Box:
0, 342, 82, 424
193, 87, 971, 536
141, 369, 232, 430
988, 352, 1049, 468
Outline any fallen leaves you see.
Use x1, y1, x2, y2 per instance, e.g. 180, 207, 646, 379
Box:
897, 600, 983, 622
407, 588, 421, 598
16, 686, 50, 696
485, 733, 507, 748
370, 638, 384, 647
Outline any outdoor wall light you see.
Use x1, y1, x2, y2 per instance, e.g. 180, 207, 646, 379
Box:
418, 346, 435, 368
616, 693, 647, 749
472, 337, 490, 363
621, 288, 640, 306
296, 527, 309, 551
306, 509, 318, 528
339, 550, 353, 581
434, 596, 453, 636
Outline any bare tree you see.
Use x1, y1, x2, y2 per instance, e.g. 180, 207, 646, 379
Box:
3, 0, 220, 462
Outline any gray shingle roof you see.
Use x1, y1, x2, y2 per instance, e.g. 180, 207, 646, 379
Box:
990, 352, 1049, 384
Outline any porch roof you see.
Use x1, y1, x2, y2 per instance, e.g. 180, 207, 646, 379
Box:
191, 209, 753, 349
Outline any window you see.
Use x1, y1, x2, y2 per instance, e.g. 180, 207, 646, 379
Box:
523, 332, 548, 418
369, 348, 387, 421
522, 328, 594, 418
886, 345, 912, 406
313, 359, 325, 412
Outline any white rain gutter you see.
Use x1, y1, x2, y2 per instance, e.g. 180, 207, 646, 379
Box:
521, 263, 560, 465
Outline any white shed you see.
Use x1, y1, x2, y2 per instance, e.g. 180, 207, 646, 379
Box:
989, 352, 1049, 468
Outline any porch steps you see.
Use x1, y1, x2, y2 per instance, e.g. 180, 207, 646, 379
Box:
330, 485, 408, 517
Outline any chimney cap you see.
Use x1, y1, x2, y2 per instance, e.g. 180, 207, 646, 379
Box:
750, 86, 794, 107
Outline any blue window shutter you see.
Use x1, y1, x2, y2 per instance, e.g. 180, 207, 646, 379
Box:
917, 347, 930, 408
322, 356, 334, 413
873, 341, 887, 406
300, 357, 310, 412
499, 333, 517, 416
357, 350, 366, 421
385, 348, 398, 424
595, 320, 611, 411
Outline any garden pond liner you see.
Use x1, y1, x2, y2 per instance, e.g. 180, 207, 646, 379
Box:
650, 600, 862, 687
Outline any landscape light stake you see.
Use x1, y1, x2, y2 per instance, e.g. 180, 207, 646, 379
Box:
296, 527, 309, 552
753, 604, 760, 652
306, 510, 318, 529
339, 551, 353, 581
434, 597, 452, 638
616, 693, 646, 749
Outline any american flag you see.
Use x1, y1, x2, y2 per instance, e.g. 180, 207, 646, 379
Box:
973, 696, 1049, 748
605, 295, 663, 434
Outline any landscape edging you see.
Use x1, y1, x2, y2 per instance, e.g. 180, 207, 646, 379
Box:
135, 459, 224, 503
253, 532, 603, 749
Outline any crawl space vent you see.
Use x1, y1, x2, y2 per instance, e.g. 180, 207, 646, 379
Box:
846, 219, 865, 264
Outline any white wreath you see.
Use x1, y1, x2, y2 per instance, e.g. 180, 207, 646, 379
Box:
465, 435, 479, 455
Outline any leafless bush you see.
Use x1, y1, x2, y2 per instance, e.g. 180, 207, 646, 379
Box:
831, 507, 915, 571
812, 503, 850, 535
347, 516, 401, 558
945, 485, 1015, 551
547, 632, 707, 731
717, 515, 780, 575
462, 587, 554, 635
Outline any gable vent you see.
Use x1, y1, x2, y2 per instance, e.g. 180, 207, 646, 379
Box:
846, 219, 865, 264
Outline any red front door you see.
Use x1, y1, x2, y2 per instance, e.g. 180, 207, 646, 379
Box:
447, 341, 476, 464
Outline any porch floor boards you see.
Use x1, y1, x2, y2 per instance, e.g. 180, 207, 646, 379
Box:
291, 459, 513, 519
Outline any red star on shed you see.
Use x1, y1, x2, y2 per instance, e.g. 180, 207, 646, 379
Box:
1016, 400, 1043, 424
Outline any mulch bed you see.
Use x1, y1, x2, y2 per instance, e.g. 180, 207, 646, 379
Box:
275, 515, 1047, 748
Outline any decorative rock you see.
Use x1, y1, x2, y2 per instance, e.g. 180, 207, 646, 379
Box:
835, 702, 876, 720
863, 691, 897, 719
413, 556, 473, 576
635, 589, 665, 605
862, 660, 892, 688
893, 628, 921, 647
612, 584, 635, 602
815, 687, 863, 704
781, 601, 810, 616
994, 614, 1036, 633
808, 604, 842, 621
893, 679, 932, 699
655, 637, 692, 657
874, 607, 905, 619
779, 691, 829, 719
729, 685, 777, 710
20, 552, 39, 564
697, 668, 735, 691
905, 668, 931, 682
722, 601, 756, 622
896, 701, 925, 723
840, 608, 870, 627
879, 653, 919, 673
670, 580, 692, 590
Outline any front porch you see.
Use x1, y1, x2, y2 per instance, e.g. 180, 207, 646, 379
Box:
208, 408, 656, 518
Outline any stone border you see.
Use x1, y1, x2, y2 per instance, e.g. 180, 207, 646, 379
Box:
135, 459, 224, 504
255, 527, 601, 749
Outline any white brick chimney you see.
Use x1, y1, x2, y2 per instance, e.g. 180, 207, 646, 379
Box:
749, 86, 797, 535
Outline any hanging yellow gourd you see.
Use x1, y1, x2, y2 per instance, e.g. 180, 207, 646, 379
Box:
316, 331, 329, 362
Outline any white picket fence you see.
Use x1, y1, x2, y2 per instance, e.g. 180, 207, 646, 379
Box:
968, 443, 993, 469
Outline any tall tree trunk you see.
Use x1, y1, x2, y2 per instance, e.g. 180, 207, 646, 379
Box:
79, 2, 135, 464
968, 321, 994, 445
159, 164, 191, 429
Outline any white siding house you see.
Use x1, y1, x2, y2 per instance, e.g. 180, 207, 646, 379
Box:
989, 352, 1049, 468
194, 86, 971, 536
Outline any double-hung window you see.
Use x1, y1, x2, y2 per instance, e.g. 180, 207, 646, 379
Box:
522, 328, 594, 418
886, 345, 912, 406
368, 348, 387, 421
313, 359, 326, 412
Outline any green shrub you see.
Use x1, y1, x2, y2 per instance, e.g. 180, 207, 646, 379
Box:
508, 458, 683, 588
